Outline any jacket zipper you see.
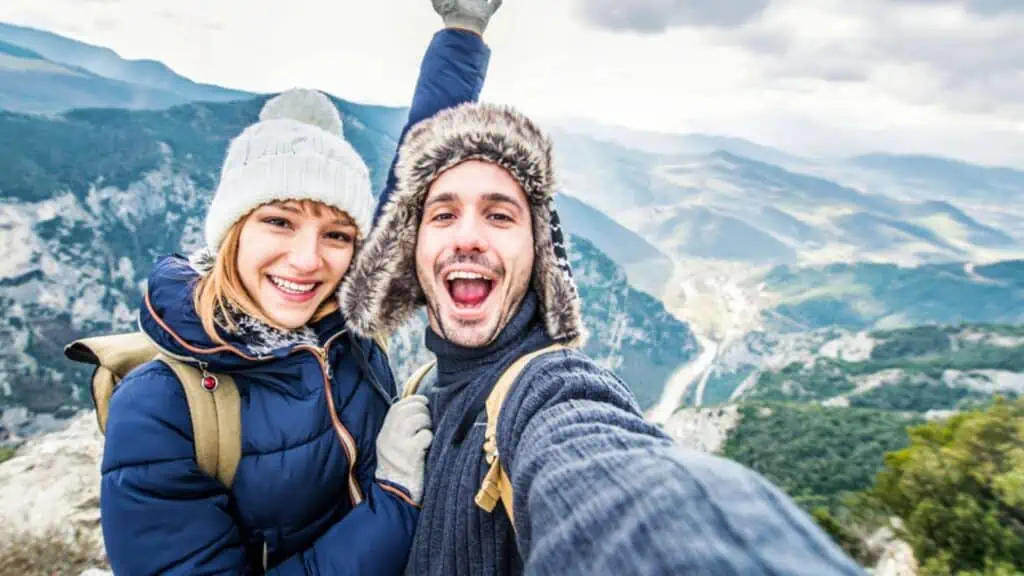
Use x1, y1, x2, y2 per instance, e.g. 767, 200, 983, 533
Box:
297, 332, 365, 508
142, 292, 365, 507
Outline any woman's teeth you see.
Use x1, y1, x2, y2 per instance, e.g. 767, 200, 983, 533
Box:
270, 276, 317, 294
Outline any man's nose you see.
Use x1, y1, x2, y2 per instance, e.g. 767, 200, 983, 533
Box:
452, 214, 489, 253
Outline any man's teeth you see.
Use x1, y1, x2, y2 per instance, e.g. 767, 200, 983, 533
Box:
270, 276, 316, 294
446, 271, 490, 281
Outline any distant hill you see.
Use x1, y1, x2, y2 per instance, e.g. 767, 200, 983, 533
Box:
0, 22, 252, 102
0, 38, 188, 114
653, 257, 1024, 412
701, 321, 1023, 408
0, 39, 41, 59
852, 153, 1024, 203
555, 192, 673, 297
545, 123, 1023, 272
0, 22, 252, 113
764, 259, 1024, 332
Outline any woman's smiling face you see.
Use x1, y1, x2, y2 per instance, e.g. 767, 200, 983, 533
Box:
236, 200, 357, 329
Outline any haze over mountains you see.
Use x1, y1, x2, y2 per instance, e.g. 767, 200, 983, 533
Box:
550, 121, 1023, 270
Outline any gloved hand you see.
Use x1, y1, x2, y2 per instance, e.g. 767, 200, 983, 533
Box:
375, 395, 433, 505
432, 0, 503, 36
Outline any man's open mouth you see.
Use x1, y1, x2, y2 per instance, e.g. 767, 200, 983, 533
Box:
445, 270, 495, 309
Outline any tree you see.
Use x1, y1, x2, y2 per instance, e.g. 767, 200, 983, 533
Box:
860, 397, 1024, 575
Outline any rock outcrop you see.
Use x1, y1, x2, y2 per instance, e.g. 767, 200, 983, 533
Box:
662, 404, 741, 453
0, 410, 106, 573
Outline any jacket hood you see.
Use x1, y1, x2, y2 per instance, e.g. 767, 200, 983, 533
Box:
139, 254, 347, 372
339, 102, 587, 348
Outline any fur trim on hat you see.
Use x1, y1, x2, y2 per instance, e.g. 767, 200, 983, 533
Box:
339, 102, 587, 348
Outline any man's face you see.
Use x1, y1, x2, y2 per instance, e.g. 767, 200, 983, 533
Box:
415, 160, 535, 348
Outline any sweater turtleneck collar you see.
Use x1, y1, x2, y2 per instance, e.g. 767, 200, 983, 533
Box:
423, 289, 554, 445
425, 289, 546, 380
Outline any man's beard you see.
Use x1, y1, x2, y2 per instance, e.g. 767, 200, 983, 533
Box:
426, 288, 525, 348
422, 254, 528, 348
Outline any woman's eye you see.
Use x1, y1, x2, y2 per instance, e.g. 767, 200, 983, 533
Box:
263, 217, 291, 228
326, 231, 354, 243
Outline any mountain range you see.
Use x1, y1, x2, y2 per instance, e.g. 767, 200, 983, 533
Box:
0, 80, 696, 417
2, 19, 1022, 573
0, 22, 251, 114
2, 18, 1022, 413
549, 125, 1023, 271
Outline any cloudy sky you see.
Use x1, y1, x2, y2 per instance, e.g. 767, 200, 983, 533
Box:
2, 0, 1023, 167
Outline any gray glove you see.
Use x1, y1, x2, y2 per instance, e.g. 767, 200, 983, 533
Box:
375, 395, 433, 505
432, 0, 503, 35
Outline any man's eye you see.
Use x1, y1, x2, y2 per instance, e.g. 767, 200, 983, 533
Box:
433, 212, 454, 222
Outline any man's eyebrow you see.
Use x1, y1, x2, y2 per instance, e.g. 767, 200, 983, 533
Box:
482, 192, 525, 211
423, 191, 526, 212
424, 192, 457, 209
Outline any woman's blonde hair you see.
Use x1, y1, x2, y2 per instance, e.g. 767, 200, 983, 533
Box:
192, 200, 355, 346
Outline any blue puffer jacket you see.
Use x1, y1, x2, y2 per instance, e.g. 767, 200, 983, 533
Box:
99, 28, 491, 575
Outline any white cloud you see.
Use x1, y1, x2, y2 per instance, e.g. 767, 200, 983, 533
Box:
574, 0, 770, 32
1, 0, 1022, 168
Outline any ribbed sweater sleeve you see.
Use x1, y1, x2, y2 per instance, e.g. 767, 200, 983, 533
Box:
497, 349, 867, 576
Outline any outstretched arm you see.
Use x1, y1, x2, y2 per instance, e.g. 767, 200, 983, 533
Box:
372, 0, 501, 226
498, 351, 867, 576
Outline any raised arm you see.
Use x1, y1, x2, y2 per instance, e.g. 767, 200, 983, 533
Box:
497, 352, 867, 576
373, 0, 501, 226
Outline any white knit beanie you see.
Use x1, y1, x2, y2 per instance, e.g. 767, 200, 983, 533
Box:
194, 88, 374, 270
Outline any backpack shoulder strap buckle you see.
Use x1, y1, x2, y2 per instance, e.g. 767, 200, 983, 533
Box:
473, 343, 567, 529
401, 359, 438, 399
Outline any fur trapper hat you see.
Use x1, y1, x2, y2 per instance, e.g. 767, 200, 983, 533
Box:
339, 102, 587, 348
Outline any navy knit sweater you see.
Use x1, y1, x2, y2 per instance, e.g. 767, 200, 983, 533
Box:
404, 291, 865, 576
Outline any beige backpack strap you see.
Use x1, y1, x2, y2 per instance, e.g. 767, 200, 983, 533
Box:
474, 343, 567, 530
372, 332, 390, 356
154, 355, 242, 488
401, 360, 438, 399
64, 332, 160, 433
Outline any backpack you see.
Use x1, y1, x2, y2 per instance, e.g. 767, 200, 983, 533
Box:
64, 332, 244, 487
64, 330, 391, 489
399, 342, 566, 531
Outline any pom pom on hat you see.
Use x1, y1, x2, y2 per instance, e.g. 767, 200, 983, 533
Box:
198, 87, 375, 260
259, 88, 345, 138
